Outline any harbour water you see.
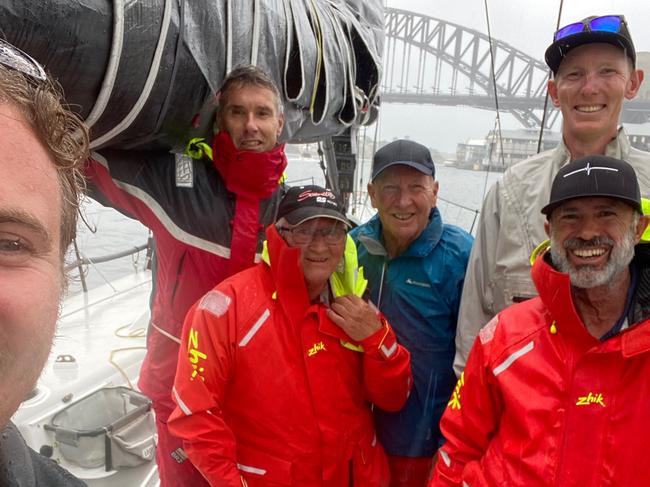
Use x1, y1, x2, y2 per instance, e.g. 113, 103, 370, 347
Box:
67, 158, 502, 297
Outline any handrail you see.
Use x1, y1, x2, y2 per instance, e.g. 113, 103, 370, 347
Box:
64, 243, 149, 271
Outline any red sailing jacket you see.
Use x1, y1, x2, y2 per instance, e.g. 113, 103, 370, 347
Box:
430, 247, 650, 487
84, 133, 286, 407
169, 225, 412, 486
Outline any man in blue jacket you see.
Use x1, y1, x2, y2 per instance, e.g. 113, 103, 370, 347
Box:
350, 139, 473, 486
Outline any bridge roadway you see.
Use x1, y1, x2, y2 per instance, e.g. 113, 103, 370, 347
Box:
381, 93, 650, 124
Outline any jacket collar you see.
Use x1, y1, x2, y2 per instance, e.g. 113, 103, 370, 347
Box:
554, 127, 631, 166
532, 247, 650, 355
357, 207, 443, 259
211, 131, 286, 277
212, 130, 287, 200
262, 226, 363, 343
264, 225, 311, 324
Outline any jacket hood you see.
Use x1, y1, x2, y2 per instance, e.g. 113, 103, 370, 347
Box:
532, 245, 650, 355
262, 225, 367, 299
212, 130, 287, 200
261, 225, 367, 339
211, 130, 286, 277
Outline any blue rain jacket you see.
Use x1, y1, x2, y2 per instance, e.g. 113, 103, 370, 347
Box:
350, 208, 473, 457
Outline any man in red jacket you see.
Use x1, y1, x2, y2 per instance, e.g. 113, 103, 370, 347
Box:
430, 155, 650, 486
169, 185, 412, 486
84, 65, 287, 486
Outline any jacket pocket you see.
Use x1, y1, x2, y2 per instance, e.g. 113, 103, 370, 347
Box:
351, 433, 389, 487
237, 444, 293, 486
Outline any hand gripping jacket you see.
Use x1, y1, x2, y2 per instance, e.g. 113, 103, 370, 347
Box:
430, 245, 650, 487
169, 225, 413, 486
84, 133, 286, 408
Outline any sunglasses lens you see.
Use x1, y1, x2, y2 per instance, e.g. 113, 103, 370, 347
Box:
589, 15, 622, 33
0, 40, 46, 81
555, 22, 584, 41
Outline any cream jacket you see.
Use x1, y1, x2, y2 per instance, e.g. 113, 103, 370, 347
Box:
454, 128, 650, 375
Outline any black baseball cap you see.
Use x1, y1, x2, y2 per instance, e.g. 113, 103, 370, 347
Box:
371, 139, 435, 181
541, 155, 641, 217
277, 185, 350, 227
545, 15, 635, 75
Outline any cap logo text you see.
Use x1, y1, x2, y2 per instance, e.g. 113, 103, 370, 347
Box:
564, 162, 619, 178
298, 189, 335, 202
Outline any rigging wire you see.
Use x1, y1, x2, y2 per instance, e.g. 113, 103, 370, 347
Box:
480, 0, 506, 202
536, 0, 565, 154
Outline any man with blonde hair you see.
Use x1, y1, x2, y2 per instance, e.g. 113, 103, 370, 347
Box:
456, 14, 650, 375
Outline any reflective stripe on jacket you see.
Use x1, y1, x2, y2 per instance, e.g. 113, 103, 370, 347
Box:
432, 247, 650, 486
169, 225, 412, 486
84, 137, 284, 406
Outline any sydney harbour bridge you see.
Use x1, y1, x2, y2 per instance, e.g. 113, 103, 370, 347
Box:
381, 8, 650, 129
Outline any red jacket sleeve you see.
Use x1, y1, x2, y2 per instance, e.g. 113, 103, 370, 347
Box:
168, 287, 244, 486
429, 331, 502, 486
359, 317, 412, 412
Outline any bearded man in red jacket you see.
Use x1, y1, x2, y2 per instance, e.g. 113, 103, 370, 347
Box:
430, 155, 650, 486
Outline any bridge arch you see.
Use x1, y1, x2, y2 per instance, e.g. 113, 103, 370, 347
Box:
382, 8, 649, 128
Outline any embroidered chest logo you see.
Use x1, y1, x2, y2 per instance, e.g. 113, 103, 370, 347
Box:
188, 327, 207, 381
405, 278, 431, 288
308, 341, 327, 357
576, 392, 606, 407
447, 372, 465, 410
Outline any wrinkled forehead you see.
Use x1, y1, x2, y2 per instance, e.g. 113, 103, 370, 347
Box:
374, 164, 434, 183
0, 103, 61, 253
295, 216, 347, 228
220, 82, 281, 111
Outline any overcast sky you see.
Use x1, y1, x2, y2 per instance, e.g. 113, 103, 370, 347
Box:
377, 0, 650, 154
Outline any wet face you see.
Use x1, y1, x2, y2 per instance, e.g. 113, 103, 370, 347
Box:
546, 197, 648, 288
217, 84, 284, 152
368, 165, 438, 257
0, 103, 63, 428
547, 43, 643, 144
282, 218, 347, 299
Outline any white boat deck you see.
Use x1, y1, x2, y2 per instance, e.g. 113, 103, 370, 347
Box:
13, 269, 158, 486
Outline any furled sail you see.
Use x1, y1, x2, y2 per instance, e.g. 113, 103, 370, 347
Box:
0, 0, 383, 150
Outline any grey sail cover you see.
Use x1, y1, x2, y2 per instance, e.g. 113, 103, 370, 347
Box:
0, 0, 384, 150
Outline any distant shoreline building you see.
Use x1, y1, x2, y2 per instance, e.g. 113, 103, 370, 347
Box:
456, 126, 650, 171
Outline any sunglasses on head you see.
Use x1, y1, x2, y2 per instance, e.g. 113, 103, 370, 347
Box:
554, 15, 626, 42
0, 38, 47, 82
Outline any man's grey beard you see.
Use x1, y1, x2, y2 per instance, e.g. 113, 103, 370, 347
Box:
550, 221, 637, 289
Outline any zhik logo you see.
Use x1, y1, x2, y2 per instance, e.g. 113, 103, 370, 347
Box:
576, 392, 606, 407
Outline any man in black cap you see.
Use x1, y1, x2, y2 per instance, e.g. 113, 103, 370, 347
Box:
430, 155, 650, 486
350, 140, 473, 486
169, 185, 412, 486
455, 14, 650, 375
